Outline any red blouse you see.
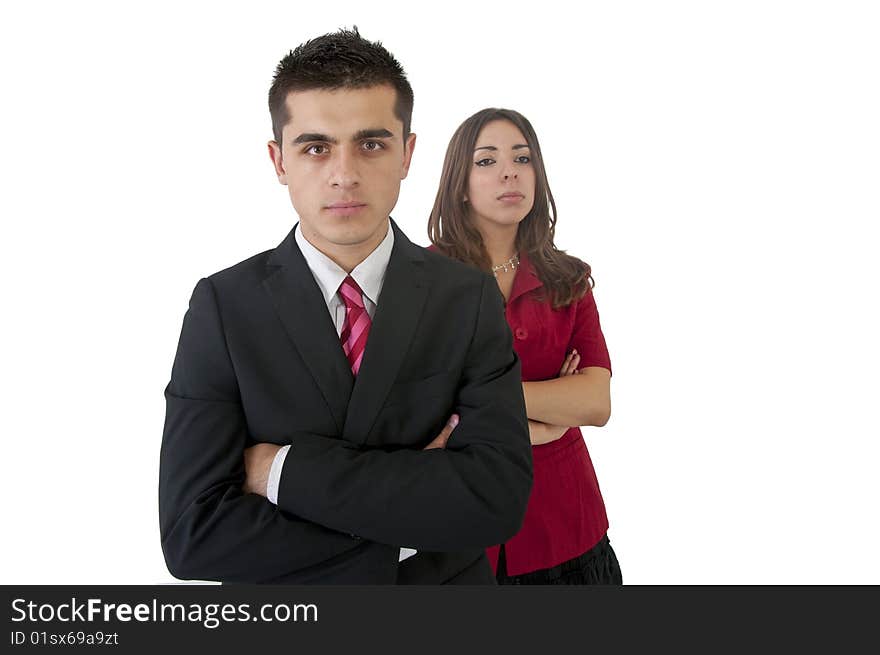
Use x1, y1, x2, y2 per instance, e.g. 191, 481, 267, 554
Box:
429, 248, 613, 576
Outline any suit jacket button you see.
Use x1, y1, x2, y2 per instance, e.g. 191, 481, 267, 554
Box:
514, 328, 528, 340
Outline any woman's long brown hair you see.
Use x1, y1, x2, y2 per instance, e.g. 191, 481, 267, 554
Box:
428, 108, 593, 308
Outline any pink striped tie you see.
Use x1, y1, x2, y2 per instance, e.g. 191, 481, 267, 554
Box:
337, 275, 371, 376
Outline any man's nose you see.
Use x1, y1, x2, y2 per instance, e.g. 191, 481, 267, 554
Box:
329, 150, 360, 188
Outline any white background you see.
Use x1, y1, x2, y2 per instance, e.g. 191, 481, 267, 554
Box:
1, 0, 878, 584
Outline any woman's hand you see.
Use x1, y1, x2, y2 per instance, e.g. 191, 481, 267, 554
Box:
522, 350, 583, 445
558, 349, 582, 377
528, 420, 569, 445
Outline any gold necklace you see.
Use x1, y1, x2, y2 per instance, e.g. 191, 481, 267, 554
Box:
491, 254, 520, 277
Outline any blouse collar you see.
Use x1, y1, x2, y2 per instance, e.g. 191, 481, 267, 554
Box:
507, 250, 543, 304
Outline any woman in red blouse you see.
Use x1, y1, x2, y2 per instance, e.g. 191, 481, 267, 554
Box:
427, 108, 621, 584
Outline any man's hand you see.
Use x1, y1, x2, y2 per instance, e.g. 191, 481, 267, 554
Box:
423, 414, 460, 450
243, 442, 282, 497
244, 413, 458, 499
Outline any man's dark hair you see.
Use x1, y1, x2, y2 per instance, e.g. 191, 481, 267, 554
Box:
268, 27, 414, 145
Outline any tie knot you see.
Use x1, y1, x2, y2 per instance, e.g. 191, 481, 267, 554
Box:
338, 275, 365, 310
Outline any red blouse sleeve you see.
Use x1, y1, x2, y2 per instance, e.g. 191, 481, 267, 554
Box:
567, 288, 612, 375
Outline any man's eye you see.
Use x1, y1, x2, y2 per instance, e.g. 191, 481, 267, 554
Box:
363, 141, 384, 151
475, 158, 495, 167
306, 144, 328, 155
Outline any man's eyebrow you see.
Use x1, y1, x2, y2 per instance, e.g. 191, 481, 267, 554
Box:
292, 133, 337, 145
354, 128, 394, 140
292, 129, 394, 145
474, 144, 530, 152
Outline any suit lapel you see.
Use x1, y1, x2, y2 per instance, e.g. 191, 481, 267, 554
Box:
262, 228, 353, 435
343, 220, 428, 446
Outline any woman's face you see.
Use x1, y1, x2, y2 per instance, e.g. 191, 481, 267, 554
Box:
466, 120, 536, 233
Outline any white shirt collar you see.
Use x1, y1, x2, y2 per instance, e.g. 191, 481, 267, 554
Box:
294, 220, 395, 306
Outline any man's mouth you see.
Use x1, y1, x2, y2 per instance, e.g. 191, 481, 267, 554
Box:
325, 201, 368, 216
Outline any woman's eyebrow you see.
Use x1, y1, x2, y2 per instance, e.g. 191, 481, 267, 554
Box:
474, 144, 530, 152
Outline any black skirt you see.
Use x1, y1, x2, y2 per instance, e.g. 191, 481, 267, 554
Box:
495, 534, 623, 585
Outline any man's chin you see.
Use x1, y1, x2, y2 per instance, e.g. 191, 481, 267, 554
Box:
316, 219, 388, 248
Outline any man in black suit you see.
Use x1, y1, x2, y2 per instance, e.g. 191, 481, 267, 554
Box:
159, 28, 532, 584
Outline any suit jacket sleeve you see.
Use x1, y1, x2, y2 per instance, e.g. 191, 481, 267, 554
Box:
276, 273, 533, 552
159, 278, 375, 582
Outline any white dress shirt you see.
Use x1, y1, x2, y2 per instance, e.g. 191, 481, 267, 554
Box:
265, 221, 417, 562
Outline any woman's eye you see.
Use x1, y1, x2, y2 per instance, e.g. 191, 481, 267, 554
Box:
516, 155, 531, 164
475, 158, 495, 167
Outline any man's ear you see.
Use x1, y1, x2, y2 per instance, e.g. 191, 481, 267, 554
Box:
268, 140, 287, 184
400, 132, 417, 180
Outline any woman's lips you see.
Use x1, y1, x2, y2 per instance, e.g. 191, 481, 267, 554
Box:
498, 193, 524, 204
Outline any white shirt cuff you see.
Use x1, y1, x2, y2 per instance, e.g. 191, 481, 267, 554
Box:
399, 548, 418, 562
266, 444, 291, 505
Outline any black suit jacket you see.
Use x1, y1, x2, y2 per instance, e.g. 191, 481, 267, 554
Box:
159, 220, 532, 584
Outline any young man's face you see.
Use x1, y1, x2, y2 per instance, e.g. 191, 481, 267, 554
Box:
268, 84, 416, 257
